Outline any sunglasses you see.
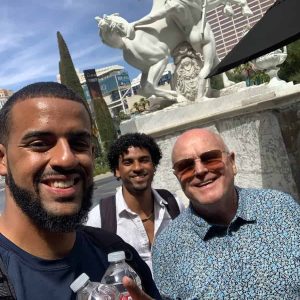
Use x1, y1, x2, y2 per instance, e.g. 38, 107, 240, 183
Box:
173, 149, 229, 180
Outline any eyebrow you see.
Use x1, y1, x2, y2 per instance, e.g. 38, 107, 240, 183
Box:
121, 155, 151, 160
21, 130, 91, 141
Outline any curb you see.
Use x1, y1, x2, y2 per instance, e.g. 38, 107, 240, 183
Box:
93, 172, 114, 181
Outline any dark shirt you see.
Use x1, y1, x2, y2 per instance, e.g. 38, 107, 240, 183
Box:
0, 230, 108, 299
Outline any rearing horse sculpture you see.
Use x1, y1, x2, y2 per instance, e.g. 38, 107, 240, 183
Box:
96, 0, 252, 101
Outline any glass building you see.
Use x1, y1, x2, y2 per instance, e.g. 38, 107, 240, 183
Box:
79, 66, 131, 118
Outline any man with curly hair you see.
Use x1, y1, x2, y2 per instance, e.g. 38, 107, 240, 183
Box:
86, 133, 184, 272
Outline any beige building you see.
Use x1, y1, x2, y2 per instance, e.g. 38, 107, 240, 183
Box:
207, 0, 275, 59
0, 89, 13, 109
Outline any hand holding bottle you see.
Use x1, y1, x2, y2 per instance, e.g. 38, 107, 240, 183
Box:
122, 276, 154, 300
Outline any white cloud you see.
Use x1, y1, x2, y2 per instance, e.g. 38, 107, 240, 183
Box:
0, 1, 151, 90
72, 44, 99, 60
0, 17, 35, 53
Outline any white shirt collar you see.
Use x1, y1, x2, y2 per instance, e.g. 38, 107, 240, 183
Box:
115, 186, 168, 217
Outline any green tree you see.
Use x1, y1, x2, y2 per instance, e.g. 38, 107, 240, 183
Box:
132, 102, 141, 113
278, 40, 300, 84
57, 31, 117, 158
58, 61, 66, 85
131, 98, 150, 114
57, 31, 103, 159
93, 96, 117, 154
210, 74, 224, 90
57, 31, 85, 99
139, 98, 150, 111
228, 62, 269, 86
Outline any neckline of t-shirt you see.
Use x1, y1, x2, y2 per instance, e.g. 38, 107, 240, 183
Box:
0, 232, 82, 271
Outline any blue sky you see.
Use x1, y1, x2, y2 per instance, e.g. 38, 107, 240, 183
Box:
0, 0, 152, 91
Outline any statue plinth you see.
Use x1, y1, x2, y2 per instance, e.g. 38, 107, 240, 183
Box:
121, 83, 300, 203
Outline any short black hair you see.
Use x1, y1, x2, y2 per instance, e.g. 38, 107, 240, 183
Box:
107, 133, 162, 175
0, 82, 92, 145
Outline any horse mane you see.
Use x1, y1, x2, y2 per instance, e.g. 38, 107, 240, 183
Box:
99, 14, 128, 34
97, 13, 135, 44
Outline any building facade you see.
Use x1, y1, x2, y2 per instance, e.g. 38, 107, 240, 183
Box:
207, 0, 275, 59
57, 65, 131, 118
0, 89, 13, 109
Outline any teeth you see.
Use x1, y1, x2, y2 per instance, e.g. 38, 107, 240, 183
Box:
50, 179, 74, 188
199, 179, 213, 187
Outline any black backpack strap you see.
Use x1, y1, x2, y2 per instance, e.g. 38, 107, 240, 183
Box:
0, 255, 16, 299
79, 226, 161, 300
99, 195, 117, 233
156, 189, 180, 219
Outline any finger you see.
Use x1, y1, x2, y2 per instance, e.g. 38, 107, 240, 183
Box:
122, 276, 153, 300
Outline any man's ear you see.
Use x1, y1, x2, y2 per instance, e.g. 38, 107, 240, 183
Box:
0, 144, 8, 176
115, 168, 120, 179
91, 144, 96, 166
229, 152, 237, 176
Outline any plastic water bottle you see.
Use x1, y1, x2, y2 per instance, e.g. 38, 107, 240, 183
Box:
70, 273, 119, 300
101, 251, 142, 300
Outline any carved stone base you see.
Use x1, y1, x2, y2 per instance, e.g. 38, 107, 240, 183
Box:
121, 83, 300, 203
171, 42, 202, 102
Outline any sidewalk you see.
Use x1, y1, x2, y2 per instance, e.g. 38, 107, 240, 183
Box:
93, 172, 114, 181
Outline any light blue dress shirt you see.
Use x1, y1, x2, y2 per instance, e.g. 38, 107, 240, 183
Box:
152, 187, 300, 299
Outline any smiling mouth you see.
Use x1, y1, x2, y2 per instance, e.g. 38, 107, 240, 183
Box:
42, 177, 80, 189
131, 174, 147, 179
196, 178, 216, 187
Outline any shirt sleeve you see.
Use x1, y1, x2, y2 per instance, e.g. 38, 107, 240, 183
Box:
85, 204, 102, 228
174, 193, 187, 212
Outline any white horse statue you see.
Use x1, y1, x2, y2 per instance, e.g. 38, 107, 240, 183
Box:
96, 0, 252, 101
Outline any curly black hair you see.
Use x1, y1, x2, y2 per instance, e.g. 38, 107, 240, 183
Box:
107, 133, 162, 175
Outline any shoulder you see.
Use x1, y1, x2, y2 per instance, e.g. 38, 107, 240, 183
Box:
238, 187, 298, 206
85, 190, 120, 228
78, 226, 149, 266
238, 187, 300, 219
78, 226, 147, 273
154, 188, 186, 212
86, 205, 101, 227
78, 225, 125, 249
153, 208, 191, 250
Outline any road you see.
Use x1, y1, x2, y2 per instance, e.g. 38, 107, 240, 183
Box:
0, 174, 121, 212
91, 174, 121, 208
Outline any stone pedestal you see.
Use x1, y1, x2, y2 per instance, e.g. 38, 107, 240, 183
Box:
121, 83, 300, 204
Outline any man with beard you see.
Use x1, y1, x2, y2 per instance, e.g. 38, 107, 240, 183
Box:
0, 82, 160, 300
87, 133, 185, 272
152, 128, 300, 299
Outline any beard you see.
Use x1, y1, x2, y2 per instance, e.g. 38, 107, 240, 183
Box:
6, 169, 93, 233
122, 171, 154, 194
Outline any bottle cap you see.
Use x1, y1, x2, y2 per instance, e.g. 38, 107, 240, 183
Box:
70, 273, 90, 293
107, 251, 126, 262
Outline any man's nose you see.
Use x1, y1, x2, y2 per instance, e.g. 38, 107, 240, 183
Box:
194, 158, 208, 175
132, 161, 143, 171
49, 140, 78, 169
